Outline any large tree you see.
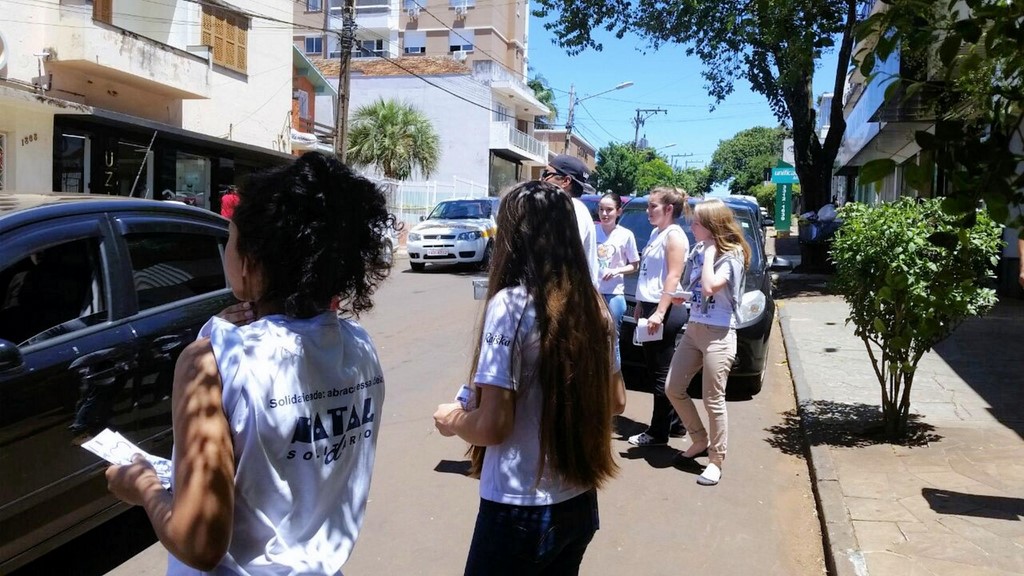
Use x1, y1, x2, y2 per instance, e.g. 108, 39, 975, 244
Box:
533, 0, 867, 213
675, 166, 712, 196
709, 126, 789, 195
347, 99, 440, 180
594, 142, 642, 195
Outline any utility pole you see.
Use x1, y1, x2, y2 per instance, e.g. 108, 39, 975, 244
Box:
669, 153, 693, 169
334, 0, 356, 162
562, 83, 575, 155
632, 108, 666, 148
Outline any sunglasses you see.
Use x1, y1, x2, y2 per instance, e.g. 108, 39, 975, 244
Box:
542, 169, 567, 180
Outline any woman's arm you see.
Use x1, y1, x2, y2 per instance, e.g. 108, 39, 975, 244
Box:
434, 384, 515, 446
610, 371, 627, 415
700, 244, 732, 296
107, 339, 235, 571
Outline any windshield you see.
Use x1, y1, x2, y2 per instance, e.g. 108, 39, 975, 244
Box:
618, 201, 764, 270
427, 200, 495, 220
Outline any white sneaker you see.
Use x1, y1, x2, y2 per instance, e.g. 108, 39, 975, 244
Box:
697, 463, 721, 486
627, 432, 668, 447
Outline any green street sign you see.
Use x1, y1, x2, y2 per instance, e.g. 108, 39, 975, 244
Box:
771, 166, 799, 184
775, 183, 793, 227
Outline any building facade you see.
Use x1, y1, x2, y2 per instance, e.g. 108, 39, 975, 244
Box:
0, 0, 293, 208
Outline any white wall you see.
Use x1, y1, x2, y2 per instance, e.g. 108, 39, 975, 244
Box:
0, 102, 57, 191
180, 0, 294, 152
346, 73, 491, 186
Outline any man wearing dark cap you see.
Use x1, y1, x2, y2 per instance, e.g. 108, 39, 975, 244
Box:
542, 154, 599, 286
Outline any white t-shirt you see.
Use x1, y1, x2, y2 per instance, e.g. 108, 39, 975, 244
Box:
168, 312, 385, 576
474, 286, 590, 506
571, 198, 599, 286
596, 225, 640, 295
685, 243, 745, 328
635, 224, 688, 303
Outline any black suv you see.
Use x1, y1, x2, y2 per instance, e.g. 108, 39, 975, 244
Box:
0, 193, 234, 571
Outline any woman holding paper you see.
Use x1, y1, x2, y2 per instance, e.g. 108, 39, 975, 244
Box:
433, 180, 623, 575
105, 152, 394, 574
627, 187, 690, 447
665, 198, 750, 486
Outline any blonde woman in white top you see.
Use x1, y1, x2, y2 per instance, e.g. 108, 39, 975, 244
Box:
628, 187, 690, 447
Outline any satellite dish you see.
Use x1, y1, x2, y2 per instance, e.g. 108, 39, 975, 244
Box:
0, 29, 9, 71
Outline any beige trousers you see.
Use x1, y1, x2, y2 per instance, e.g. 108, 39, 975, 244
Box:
664, 322, 736, 466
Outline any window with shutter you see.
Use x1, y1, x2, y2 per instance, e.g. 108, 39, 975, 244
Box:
93, 0, 112, 24
201, 6, 249, 74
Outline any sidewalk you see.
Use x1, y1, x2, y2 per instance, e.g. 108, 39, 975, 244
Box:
771, 233, 1024, 576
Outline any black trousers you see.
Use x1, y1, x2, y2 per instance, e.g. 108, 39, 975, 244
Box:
638, 301, 686, 440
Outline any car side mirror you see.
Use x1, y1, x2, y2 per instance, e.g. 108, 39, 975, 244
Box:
419, 215, 426, 221
0, 339, 25, 373
769, 256, 794, 272
763, 218, 775, 228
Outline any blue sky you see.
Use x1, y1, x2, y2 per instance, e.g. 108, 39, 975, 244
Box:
527, 15, 842, 170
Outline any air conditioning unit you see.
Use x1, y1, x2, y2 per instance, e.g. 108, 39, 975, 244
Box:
454, 2, 468, 17
407, 5, 420, 18
453, 50, 468, 62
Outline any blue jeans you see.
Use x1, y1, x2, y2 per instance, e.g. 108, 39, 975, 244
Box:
602, 293, 626, 369
464, 489, 599, 576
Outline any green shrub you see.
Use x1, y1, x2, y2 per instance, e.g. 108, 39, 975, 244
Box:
830, 198, 1002, 439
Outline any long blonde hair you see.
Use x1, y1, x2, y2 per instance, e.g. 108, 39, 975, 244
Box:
466, 181, 618, 489
693, 199, 751, 268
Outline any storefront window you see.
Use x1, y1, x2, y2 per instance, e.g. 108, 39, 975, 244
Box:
488, 153, 519, 196
55, 133, 90, 193
173, 153, 211, 209
113, 140, 153, 198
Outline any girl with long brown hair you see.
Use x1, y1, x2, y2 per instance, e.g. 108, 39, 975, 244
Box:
665, 198, 750, 486
434, 180, 624, 575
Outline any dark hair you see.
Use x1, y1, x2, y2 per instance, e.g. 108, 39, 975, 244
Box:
600, 192, 623, 209
232, 152, 395, 318
467, 180, 618, 488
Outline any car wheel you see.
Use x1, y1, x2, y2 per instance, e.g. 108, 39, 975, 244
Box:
477, 242, 493, 271
410, 262, 425, 272
726, 374, 764, 399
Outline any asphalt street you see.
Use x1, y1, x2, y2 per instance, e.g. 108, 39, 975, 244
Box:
103, 257, 825, 575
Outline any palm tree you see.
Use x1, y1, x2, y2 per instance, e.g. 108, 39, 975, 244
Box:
528, 75, 558, 129
347, 99, 440, 180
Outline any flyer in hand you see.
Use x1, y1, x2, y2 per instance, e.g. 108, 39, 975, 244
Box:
81, 428, 173, 490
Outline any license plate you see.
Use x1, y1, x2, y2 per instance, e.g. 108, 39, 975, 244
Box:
426, 248, 448, 256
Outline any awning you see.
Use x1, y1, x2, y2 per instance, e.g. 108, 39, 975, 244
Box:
56, 109, 294, 164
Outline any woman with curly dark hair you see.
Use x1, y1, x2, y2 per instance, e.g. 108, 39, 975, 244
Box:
106, 152, 394, 575
434, 180, 625, 576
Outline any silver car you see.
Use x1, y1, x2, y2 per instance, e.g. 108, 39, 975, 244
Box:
406, 198, 499, 272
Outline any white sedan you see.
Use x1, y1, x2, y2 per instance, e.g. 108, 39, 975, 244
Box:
406, 198, 499, 272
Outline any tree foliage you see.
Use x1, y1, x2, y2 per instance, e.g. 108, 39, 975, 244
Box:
528, 74, 559, 129
856, 0, 1024, 234
532, 0, 867, 212
593, 143, 710, 195
709, 126, 788, 194
347, 99, 440, 181
830, 199, 1002, 439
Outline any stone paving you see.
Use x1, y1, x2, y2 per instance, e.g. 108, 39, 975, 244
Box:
774, 257, 1024, 576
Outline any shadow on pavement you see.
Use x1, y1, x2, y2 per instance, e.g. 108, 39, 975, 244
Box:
921, 487, 1024, 521
931, 297, 1024, 440
764, 400, 942, 457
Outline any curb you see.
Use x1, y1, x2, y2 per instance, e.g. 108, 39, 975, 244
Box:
778, 306, 866, 576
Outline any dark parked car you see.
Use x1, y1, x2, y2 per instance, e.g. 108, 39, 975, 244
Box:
0, 193, 235, 571
618, 196, 776, 397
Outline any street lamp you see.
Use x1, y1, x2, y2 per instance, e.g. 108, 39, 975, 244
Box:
564, 81, 634, 154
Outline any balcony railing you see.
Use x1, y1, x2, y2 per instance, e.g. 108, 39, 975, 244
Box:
490, 121, 546, 162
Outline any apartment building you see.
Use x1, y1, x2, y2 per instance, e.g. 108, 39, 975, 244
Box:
296, 0, 547, 193
0, 0, 293, 207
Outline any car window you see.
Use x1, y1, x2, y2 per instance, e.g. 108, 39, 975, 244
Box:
0, 238, 107, 346
126, 233, 227, 310
428, 200, 492, 220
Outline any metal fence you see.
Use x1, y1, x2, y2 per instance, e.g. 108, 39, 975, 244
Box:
372, 175, 490, 231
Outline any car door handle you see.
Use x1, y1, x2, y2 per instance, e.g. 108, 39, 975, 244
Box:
70, 348, 136, 385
